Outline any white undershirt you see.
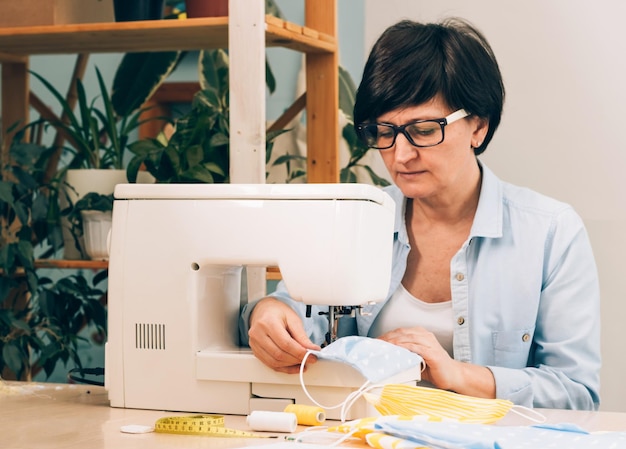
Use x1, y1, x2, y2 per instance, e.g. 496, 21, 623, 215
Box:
369, 284, 454, 357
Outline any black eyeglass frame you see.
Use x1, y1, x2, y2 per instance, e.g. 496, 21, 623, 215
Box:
355, 109, 469, 150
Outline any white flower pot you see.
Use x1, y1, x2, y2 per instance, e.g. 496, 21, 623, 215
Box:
65, 169, 127, 205
81, 210, 113, 260
61, 169, 154, 259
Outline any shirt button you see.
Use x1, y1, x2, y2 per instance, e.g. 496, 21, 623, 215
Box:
522, 333, 530, 342
455, 273, 465, 281
457, 316, 465, 325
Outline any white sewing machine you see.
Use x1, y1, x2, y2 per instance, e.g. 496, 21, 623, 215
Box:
105, 183, 414, 419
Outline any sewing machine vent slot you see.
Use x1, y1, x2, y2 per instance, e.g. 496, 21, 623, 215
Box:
135, 323, 166, 350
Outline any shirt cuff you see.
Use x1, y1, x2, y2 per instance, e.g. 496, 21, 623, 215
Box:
488, 365, 533, 407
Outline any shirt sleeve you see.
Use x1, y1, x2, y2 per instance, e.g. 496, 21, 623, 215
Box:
490, 208, 601, 410
239, 280, 330, 347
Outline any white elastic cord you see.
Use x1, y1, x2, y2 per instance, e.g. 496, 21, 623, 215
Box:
299, 350, 374, 421
339, 383, 382, 422
508, 405, 547, 424
291, 427, 361, 447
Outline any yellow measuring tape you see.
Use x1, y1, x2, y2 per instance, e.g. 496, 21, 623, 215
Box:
154, 414, 271, 438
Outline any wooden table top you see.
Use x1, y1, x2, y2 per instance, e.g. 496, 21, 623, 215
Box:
2, 381, 626, 448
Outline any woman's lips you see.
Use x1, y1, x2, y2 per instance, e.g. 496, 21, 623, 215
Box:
397, 170, 426, 178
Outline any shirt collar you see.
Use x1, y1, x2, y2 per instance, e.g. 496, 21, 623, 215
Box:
385, 184, 409, 246
471, 161, 503, 239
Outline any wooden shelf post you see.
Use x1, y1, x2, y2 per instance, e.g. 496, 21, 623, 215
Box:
305, 0, 339, 183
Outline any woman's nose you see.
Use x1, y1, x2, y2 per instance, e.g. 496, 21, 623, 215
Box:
393, 132, 419, 163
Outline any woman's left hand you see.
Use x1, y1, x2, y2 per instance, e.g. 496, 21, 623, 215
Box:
377, 326, 458, 390
377, 326, 495, 398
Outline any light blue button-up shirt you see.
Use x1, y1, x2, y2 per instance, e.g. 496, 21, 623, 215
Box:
240, 162, 601, 410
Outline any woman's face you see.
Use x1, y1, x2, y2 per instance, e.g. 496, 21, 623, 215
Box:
377, 96, 488, 202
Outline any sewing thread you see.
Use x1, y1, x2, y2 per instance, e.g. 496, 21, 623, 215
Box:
284, 404, 326, 426
246, 411, 298, 433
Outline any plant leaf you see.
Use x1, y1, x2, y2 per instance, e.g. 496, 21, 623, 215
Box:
2, 343, 24, 378
95, 67, 123, 168
340, 166, 358, 183
111, 51, 183, 118
0, 181, 15, 205
266, 58, 276, 94
182, 165, 215, 183
339, 66, 357, 121
265, 0, 284, 19
199, 49, 229, 93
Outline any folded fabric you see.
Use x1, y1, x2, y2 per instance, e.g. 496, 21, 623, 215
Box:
364, 384, 514, 424
367, 416, 626, 449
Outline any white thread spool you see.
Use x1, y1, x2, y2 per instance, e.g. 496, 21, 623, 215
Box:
246, 411, 298, 433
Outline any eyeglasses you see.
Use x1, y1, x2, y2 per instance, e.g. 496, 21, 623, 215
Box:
355, 109, 469, 150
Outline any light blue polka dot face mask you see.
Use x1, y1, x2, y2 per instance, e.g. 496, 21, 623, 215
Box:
298, 337, 544, 426
299, 336, 424, 420
308, 336, 424, 384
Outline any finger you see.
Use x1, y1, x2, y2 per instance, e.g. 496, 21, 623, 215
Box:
251, 337, 318, 372
250, 331, 302, 368
270, 328, 316, 364
378, 327, 436, 346
286, 321, 321, 352
251, 320, 318, 369
376, 326, 420, 341
248, 298, 320, 370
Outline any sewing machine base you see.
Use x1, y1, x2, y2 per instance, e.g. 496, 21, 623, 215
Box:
107, 348, 377, 419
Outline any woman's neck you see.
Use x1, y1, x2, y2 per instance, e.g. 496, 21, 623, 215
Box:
408, 164, 482, 227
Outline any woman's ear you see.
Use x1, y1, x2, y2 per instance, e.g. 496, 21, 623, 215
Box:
471, 116, 489, 149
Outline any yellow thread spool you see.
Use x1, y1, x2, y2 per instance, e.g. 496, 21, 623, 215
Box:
284, 404, 326, 426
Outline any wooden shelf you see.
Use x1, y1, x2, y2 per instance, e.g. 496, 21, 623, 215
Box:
34, 259, 108, 270
32, 259, 282, 280
0, 3, 340, 184
0, 16, 335, 59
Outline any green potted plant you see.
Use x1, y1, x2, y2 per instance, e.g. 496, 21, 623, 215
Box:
66, 192, 114, 261
107, 0, 280, 184
1, 125, 106, 381
30, 66, 164, 258
124, 48, 288, 184
0, 124, 60, 300
113, 0, 389, 187
124, 50, 389, 187
31, 67, 143, 172
1, 269, 108, 381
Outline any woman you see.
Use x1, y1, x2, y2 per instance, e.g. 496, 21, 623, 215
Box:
240, 18, 600, 410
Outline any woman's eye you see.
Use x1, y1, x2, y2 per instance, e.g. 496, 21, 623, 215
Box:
408, 124, 437, 137
377, 127, 394, 139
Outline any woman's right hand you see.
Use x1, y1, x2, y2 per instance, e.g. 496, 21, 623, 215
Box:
248, 297, 321, 374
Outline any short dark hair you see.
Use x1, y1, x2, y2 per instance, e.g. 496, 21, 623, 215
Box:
353, 18, 505, 155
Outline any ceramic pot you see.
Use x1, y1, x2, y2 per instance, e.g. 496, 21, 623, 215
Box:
61, 169, 127, 259
61, 169, 155, 259
113, 0, 165, 21
185, 0, 228, 18
81, 211, 113, 261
